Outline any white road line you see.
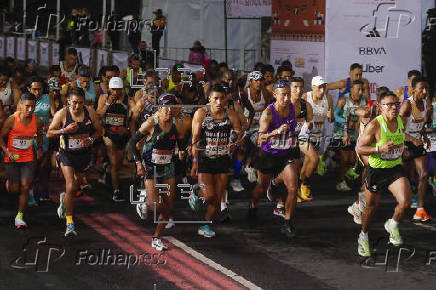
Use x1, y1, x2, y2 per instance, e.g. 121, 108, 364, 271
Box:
165, 236, 262, 290
413, 223, 436, 231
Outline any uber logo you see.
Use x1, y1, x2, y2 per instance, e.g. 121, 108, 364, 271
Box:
359, 47, 387, 55
362, 64, 385, 73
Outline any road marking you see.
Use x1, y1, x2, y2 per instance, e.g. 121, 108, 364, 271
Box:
165, 236, 262, 290
413, 222, 436, 231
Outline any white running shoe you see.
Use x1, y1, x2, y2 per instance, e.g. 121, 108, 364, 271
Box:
230, 178, 244, 192
151, 237, 168, 251
15, 217, 27, 229
57, 192, 66, 219
136, 203, 148, 220
347, 202, 362, 224
336, 180, 351, 192
246, 167, 257, 183
165, 218, 175, 229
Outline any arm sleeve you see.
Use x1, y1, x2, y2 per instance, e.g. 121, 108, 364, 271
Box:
334, 106, 345, 124
127, 131, 145, 162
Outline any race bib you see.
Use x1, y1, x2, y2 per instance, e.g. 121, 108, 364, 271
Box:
105, 113, 124, 126
151, 149, 173, 164
270, 135, 295, 150
381, 144, 404, 161
313, 121, 324, 134
205, 145, 229, 157
68, 134, 88, 150
12, 136, 33, 150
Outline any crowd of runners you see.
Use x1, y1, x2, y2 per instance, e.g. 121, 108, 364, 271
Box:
1, 48, 435, 257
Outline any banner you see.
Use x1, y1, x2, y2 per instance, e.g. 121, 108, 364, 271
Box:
272, 0, 325, 37
96, 50, 109, 75
0, 37, 4, 58
40, 42, 49, 66
112, 52, 128, 72
227, 0, 271, 18
52, 43, 60, 64
270, 40, 325, 91
6, 37, 15, 58
16, 37, 26, 60
27, 40, 37, 62
75, 48, 90, 66
325, 0, 421, 99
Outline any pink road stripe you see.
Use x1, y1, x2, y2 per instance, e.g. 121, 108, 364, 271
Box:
106, 213, 245, 289
79, 215, 197, 289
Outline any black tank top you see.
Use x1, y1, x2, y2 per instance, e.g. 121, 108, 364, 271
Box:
199, 108, 232, 159
60, 106, 94, 153
143, 115, 178, 166
138, 100, 157, 127
295, 98, 308, 134
104, 102, 128, 132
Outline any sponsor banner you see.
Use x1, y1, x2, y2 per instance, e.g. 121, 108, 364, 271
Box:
272, 0, 325, 36
6, 37, 15, 58
16, 37, 26, 60
0, 36, 4, 58
52, 43, 60, 64
227, 0, 271, 18
270, 40, 325, 91
40, 42, 49, 66
96, 49, 109, 75
27, 41, 37, 62
112, 52, 128, 72
325, 0, 421, 99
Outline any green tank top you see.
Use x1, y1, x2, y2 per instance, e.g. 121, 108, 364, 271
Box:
368, 115, 405, 168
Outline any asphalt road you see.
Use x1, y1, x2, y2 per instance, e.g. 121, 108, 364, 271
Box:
1, 171, 436, 290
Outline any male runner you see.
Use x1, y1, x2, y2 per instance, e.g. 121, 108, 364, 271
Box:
47, 88, 102, 236
0, 92, 43, 228
327, 63, 370, 102
394, 70, 421, 102
190, 84, 242, 238
249, 80, 299, 238
399, 77, 432, 222
357, 91, 411, 257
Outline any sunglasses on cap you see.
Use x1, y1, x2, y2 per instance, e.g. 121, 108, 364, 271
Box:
274, 79, 290, 89
158, 94, 178, 105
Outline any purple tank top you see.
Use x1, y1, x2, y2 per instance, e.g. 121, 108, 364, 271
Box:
262, 102, 297, 155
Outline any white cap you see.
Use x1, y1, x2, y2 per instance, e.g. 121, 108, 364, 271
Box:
109, 77, 124, 89
312, 76, 327, 87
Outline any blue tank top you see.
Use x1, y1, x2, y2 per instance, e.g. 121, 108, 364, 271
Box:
404, 86, 408, 101
34, 93, 51, 152
262, 103, 297, 156
338, 77, 351, 99
76, 80, 96, 104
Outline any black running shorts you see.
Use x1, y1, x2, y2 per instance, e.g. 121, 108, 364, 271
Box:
254, 150, 296, 175
56, 150, 91, 173
364, 165, 405, 194
198, 155, 231, 174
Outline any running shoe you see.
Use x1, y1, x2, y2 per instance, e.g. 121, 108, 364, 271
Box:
220, 208, 232, 223
246, 167, 257, 183
198, 225, 215, 238
358, 235, 371, 257
336, 180, 352, 192
27, 192, 38, 207
151, 237, 168, 251
273, 207, 285, 219
411, 195, 418, 209
80, 177, 92, 190
57, 192, 66, 219
413, 208, 432, 222
165, 218, 175, 229
15, 217, 27, 229
317, 155, 325, 176
345, 168, 360, 180
75, 190, 84, 197
384, 219, 403, 246
65, 223, 77, 237
300, 184, 313, 201
188, 191, 201, 211
347, 202, 362, 224
358, 191, 367, 212
266, 179, 277, 201
280, 223, 296, 239
112, 190, 125, 202
230, 178, 244, 192
136, 203, 148, 220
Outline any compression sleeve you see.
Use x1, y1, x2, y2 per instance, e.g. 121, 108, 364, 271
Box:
128, 131, 145, 162
334, 106, 345, 123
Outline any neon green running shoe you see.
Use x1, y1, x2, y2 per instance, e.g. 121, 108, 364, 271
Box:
384, 219, 403, 246
358, 235, 371, 257
317, 155, 325, 176
346, 168, 360, 180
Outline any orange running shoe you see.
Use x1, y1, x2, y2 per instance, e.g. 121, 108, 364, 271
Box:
413, 208, 432, 222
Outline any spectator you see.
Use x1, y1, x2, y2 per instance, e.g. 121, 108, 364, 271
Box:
94, 29, 103, 48
128, 14, 142, 54
151, 9, 166, 57
188, 41, 207, 65
138, 41, 154, 69
108, 11, 121, 50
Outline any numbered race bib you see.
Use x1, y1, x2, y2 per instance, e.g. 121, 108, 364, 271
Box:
270, 135, 296, 150
68, 134, 88, 150
408, 119, 424, 132
313, 121, 324, 134
381, 144, 403, 161
151, 149, 173, 164
12, 136, 33, 150
105, 113, 124, 127
254, 110, 262, 121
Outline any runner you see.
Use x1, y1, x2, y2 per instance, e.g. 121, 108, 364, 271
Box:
97, 77, 131, 202
0, 69, 16, 116
190, 84, 242, 238
249, 79, 299, 238
327, 63, 370, 102
121, 54, 143, 97
399, 77, 433, 222
356, 91, 411, 257
128, 93, 190, 250
47, 88, 102, 236
70, 65, 98, 107
0, 92, 43, 228
394, 70, 421, 102
276, 65, 294, 82
59, 48, 79, 84
333, 80, 367, 191
262, 64, 275, 94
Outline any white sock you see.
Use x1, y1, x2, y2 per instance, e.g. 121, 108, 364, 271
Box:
390, 219, 398, 228
277, 203, 284, 209
221, 202, 227, 211
417, 207, 423, 211
360, 231, 368, 240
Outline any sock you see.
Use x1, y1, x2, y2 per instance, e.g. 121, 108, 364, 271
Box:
360, 231, 368, 239
390, 219, 398, 228
271, 179, 276, 186
221, 202, 227, 211
66, 215, 74, 225
277, 203, 284, 209
16, 212, 23, 219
